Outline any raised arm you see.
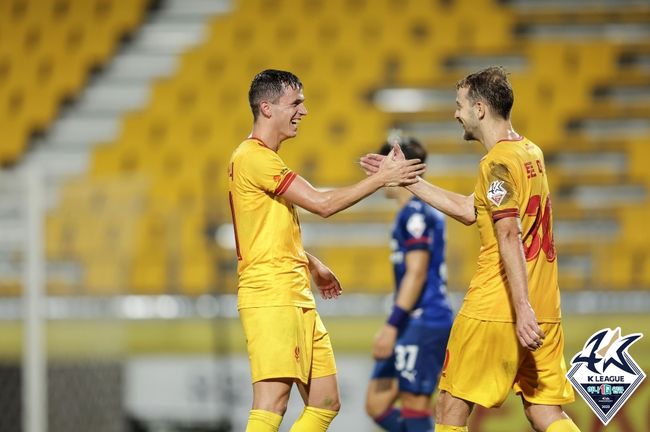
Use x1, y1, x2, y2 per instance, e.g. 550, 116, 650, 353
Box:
406, 179, 476, 225
494, 216, 545, 351
360, 152, 476, 225
283, 153, 425, 218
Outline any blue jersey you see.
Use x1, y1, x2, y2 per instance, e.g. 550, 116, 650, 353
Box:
390, 197, 453, 327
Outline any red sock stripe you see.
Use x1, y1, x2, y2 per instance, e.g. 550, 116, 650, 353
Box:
400, 407, 431, 418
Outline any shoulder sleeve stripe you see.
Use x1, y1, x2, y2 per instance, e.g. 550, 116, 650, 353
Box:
274, 172, 297, 195
405, 237, 431, 246
492, 208, 519, 222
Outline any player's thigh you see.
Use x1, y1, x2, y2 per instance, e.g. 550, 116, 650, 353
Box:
514, 322, 575, 405
395, 323, 450, 396
310, 310, 337, 379
240, 306, 311, 384
252, 378, 294, 413
439, 315, 520, 408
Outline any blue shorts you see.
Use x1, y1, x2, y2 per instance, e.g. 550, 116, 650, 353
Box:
371, 321, 451, 395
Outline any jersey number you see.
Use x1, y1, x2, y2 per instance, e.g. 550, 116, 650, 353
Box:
395, 344, 419, 372
523, 195, 556, 262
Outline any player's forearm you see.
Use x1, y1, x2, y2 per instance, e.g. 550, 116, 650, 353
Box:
394, 271, 426, 312
312, 175, 384, 218
305, 252, 321, 272
497, 230, 531, 312
406, 178, 475, 225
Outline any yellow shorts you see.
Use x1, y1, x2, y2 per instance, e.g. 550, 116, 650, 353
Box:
239, 306, 337, 385
439, 314, 575, 408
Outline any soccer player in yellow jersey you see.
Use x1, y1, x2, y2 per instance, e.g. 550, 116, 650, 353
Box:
360, 67, 579, 432
228, 69, 426, 432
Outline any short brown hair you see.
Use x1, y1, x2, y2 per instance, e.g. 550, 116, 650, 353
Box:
456, 66, 513, 120
249, 69, 302, 120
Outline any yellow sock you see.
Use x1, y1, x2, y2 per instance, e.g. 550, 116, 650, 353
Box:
435, 425, 468, 432
289, 406, 338, 431
246, 409, 283, 432
546, 418, 580, 432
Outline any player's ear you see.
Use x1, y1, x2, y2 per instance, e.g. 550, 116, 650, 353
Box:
475, 101, 486, 120
260, 101, 273, 118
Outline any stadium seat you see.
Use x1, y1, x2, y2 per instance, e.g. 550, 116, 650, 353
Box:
0, 0, 150, 165
39, 0, 650, 296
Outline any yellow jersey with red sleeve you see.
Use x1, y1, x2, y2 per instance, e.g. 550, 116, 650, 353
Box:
228, 138, 314, 310
459, 137, 561, 323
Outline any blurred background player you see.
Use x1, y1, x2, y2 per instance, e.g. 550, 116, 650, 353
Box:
365, 134, 453, 432
229, 70, 426, 432
361, 67, 578, 432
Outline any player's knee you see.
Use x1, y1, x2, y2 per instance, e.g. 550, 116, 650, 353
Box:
523, 403, 550, 432
310, 391, 341, 412
523, 404, 573, 432
365, 397, 386, 419
323, 394, 341, 412
435, 391, 453, 418
523, 406, 540, 431
400, 392, 432, 412
254, 399, 289, 416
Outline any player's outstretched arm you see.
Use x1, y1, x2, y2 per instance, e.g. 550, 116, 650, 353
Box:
360, 150, 475, 225
306, 252, 342, 300
494, 216, 545, 351
282, 152, 425, 218
407, 179, 476, 225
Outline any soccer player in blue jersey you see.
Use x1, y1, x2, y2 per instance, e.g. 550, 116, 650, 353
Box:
365, 136, 454, 432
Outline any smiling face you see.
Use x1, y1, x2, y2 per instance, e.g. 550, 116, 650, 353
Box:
454, 86, 480, 141
270, 84, 308, 141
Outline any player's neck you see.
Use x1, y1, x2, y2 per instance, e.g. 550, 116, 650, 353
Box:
482, 121, 520, 152
250, 125, 282, 152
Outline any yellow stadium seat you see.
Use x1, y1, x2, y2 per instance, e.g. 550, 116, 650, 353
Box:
180, 249, 216, 295
41, 0, 650, 296
593, 246, 633, 290
83, 255, 125, 295
0, 0, 150, 164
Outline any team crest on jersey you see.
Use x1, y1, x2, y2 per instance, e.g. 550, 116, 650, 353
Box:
487, 180, 507, 207
566, 327, 645, 425
406, 213, 426, 238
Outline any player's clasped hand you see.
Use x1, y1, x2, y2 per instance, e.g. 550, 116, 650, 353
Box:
361, 144, 426, 185
359, 153, 384, 175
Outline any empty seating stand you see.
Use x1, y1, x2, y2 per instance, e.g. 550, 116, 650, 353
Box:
38, 0, 650, 296
0, 0, 150, 164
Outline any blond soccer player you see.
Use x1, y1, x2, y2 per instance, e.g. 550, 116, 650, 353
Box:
228, 69, 425, 432
361, 67, 579, 432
